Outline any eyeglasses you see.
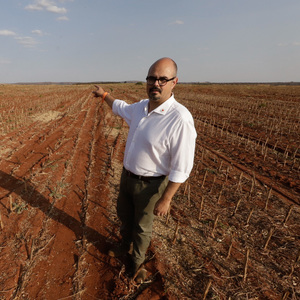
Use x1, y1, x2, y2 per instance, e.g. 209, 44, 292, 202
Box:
146, 76, 176, 86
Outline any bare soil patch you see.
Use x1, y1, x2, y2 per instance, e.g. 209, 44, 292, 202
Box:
31, 111, 62, 123
0, 83, 299, 299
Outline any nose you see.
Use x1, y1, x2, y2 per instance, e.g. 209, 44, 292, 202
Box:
153, 79, 160, 86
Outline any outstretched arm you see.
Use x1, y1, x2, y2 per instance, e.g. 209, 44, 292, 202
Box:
92, 85, 115, 109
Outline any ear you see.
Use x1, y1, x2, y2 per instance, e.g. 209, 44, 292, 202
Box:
172, 77, 178, 88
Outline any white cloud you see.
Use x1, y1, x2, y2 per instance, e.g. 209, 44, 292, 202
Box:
14, 36, 39, 48
47, 5, 67, 14
0, 29, 40, 48
57, 15, 69, 21
0, 30, 17, 36
32, 29, 44, 36
169, 20, 184, 25
25, 4, 43, 11
25, 0, 67, 14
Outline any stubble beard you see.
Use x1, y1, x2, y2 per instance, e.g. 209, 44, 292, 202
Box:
148, 87, 161, 102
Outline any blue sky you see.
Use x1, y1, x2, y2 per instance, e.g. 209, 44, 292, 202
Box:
0, 0, 299, 83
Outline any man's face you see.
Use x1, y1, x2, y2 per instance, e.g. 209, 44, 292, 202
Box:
146, 61, 177, 105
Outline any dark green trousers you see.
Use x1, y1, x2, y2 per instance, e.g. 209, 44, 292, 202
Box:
117, 169, 168, 267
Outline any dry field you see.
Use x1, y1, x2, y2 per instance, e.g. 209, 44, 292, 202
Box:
0, 83, 299, 299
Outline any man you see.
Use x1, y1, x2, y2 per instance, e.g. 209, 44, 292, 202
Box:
93, 57, 196, 283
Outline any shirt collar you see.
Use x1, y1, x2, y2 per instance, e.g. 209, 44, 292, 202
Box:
147, 94, 175, 115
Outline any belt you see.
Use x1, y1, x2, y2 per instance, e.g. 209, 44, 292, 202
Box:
123, 167, 166, 181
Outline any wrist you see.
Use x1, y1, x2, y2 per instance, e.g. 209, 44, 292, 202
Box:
102, 91, 109, 103
160, 195, 172, 204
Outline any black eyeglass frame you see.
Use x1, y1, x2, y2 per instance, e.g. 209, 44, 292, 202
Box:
146, 76, 176, 86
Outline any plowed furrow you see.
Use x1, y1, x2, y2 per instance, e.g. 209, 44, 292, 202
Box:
194, 118, 299, 158
78, 112, 124, 299
198, 141, 299, 205
0, 92, 100, 299
16, 94, 99, 299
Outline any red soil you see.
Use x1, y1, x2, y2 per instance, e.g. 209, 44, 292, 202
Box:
0, 84, 299, 299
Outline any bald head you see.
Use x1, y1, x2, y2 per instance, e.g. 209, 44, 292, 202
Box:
146, 57, 178, 110
148, 57, 178, 78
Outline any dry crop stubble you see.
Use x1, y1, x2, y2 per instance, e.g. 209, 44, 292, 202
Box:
0, 83, 299, 299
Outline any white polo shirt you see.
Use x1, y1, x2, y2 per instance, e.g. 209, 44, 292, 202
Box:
112, 94, 197, 183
